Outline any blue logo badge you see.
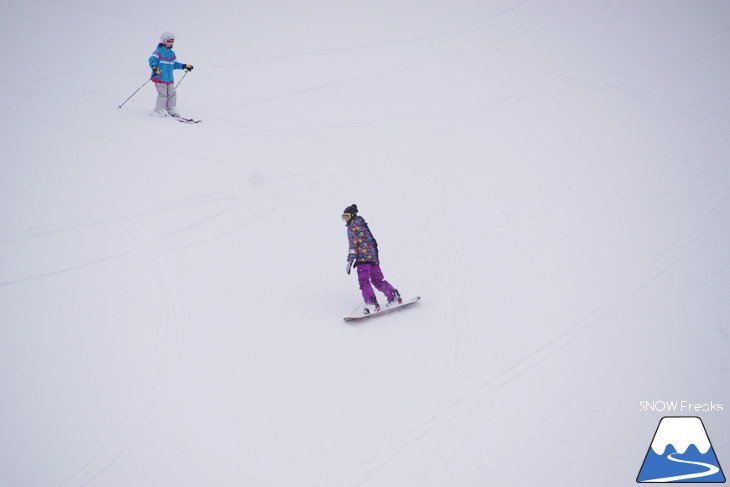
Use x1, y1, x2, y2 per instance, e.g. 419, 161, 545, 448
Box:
637, 416, 725, 483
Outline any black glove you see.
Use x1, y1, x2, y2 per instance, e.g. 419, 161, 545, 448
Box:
183, 64, 194, 72
151, 66, 161, 76
346, 260, 353, 275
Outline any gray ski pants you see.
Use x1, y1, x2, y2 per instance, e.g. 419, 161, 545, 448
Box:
154, 82, 177, 113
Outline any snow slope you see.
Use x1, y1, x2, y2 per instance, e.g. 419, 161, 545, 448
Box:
2, 1, 729, 486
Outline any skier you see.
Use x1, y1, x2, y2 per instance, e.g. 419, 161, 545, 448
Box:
149, 31, 193, 117
343, 204, 402, 314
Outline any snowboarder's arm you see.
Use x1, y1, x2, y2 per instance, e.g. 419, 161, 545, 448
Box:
346, 227, 358, 261
346, 228, 357, 274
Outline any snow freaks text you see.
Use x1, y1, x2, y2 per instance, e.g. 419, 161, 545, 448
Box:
639, 401, 724, 413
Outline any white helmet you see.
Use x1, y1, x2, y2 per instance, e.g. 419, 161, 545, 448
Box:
160, 31, 175, 43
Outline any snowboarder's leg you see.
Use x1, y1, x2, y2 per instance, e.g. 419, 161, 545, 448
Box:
356, 264, 377, 304
369, 264, 396, 301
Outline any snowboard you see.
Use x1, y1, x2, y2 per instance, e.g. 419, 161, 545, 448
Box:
343, 296, 421, 322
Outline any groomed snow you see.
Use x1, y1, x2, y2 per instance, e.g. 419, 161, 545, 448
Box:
1, 1, 729, 486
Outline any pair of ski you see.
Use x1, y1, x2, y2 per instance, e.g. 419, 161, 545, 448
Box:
343, 296, 420, 322
171, 114, 202, 124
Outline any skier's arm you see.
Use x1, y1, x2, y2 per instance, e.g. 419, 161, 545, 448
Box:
149, 53, 161, 75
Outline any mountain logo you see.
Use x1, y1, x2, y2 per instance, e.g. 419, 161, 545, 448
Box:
637, 416, 725, 483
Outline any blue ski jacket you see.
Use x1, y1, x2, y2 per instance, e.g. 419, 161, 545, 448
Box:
149, 44, 184, 84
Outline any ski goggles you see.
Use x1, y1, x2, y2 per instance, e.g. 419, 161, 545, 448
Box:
341, 213, 354, 221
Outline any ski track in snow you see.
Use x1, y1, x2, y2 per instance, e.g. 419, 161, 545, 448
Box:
424, 0, 634, 137
0, 195, 235, 288
472, 107, 730, 405
410, 205, 476, 487
58, 149, 181, 487
0, 169, 312, 286
0, 192, 234, 245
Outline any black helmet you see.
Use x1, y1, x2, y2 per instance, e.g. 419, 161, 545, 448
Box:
341, 204, 358, 222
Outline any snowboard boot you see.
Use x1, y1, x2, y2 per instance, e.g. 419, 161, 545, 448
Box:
386, 289, 402, 308
363, 300, 380, 315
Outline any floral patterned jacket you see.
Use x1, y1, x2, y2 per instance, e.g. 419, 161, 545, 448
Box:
346, 216, 379, 266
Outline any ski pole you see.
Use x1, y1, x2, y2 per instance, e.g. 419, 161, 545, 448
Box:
118, 78, 151, 109
175, 70, 189, 89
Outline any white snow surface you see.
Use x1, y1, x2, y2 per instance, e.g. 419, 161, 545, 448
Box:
2, 1, 730, 486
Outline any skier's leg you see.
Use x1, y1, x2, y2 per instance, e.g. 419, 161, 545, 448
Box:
369, 264, 396, 301
356, 264, 377, 304
154, 83, 168, 113
166, 83, 178, 114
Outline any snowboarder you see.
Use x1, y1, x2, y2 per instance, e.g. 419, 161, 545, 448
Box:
149, 31, 193, 117
343, 204, 402, 314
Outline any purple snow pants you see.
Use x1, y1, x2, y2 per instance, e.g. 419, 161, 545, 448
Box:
356, 263, 396, 305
